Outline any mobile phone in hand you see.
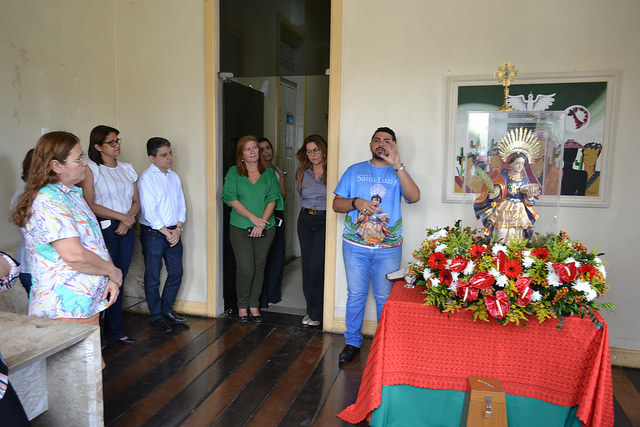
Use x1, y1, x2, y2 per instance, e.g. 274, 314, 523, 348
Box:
247, 227, 266, 238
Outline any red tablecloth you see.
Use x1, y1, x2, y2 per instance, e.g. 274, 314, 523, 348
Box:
338, 282, 614, 426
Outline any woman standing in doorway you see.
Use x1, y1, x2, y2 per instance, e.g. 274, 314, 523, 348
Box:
258, 137, 286, 308
82, 125, 139, 345
222, 136, 280, 323
296, 135, 328, 327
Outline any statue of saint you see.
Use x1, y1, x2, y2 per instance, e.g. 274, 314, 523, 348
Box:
474, 128, 544, 244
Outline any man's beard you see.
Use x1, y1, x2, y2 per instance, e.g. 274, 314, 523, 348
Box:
372, 150, 386, 161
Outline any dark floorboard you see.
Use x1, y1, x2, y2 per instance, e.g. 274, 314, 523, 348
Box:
102, 311, 640, 427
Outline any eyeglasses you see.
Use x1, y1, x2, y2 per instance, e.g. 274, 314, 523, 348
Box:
104, 138, 122, 147
67, 153, 87, 164
156, 151, 173, 158
306, 148, 321, 155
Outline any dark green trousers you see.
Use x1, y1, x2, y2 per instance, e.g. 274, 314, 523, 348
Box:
229, 225, 276, 308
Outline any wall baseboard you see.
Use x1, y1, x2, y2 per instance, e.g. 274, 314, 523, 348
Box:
173, 300, 207, 317
610, 347, 640, 368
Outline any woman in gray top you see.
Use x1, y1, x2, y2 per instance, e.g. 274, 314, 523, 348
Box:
295, 135, 328, 327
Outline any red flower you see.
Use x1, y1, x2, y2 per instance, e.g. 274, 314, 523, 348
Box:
579, 264, 598, 279
514, 277, 532, 306
469, 272, 495, 289
469, 245, 487, 258
553, 262, 578, 283
456, 281, 478, 302
428, 252, 447, 270
449, 256, 468, 273
494, 251, 507, 272
439, 270, 453, 285
531, 248, 550, 260
504, 259, 523, 278
485, 291, 510, 319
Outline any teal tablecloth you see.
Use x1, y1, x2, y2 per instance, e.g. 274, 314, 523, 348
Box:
370, 385, 581, 427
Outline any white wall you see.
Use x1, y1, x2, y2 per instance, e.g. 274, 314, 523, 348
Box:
334, 0, 640, 350
0, 0, 118, 244
115, 0, 207, 305
0, 0, 208, 307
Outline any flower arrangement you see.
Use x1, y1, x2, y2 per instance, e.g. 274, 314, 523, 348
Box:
407, 220, 613, 328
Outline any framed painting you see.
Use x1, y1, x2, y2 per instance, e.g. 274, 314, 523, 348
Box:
444, 71, 619, 207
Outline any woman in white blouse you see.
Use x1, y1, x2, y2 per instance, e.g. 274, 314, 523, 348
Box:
82, 125, 140, 345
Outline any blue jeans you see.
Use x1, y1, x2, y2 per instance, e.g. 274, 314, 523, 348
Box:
101, 221, 135, 339
342, 240, 402, 348
140, 225, 183, 322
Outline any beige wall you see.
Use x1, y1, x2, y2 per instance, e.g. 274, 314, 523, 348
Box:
334, 0, 640, 351
2, 0, 639, 353
1, 0, 208, 310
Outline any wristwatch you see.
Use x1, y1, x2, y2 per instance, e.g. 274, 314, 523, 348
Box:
177, 225, 184, 232
395, 164, 405, 172
351, 197, 358, 210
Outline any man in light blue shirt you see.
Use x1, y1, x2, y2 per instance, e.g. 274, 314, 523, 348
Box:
138, 137, 187, 333
333, 127, 420, 365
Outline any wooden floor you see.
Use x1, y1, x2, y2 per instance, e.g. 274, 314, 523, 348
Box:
103, 311, 640, 427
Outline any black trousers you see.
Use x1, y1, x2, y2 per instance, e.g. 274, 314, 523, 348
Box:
297, 209, 326, 321
0, 354, 29, 426
261, 210, 285, 308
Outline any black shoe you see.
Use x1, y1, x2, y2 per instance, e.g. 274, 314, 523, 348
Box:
151, 318, 173, 334
238, 315, 249, 323
164, 311, 188, 324
339, 345, 360, 365
115, 336, 137, 345
249, 314, 263, 323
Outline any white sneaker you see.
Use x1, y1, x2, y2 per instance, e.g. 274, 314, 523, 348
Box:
306, 318, 321, 326
302, 315, 311, 325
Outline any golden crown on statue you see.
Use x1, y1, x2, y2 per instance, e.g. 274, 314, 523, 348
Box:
498, 127, 545, 163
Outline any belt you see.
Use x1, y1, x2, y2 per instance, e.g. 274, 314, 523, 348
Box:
302, 207, 326, 216
141, 224, 177, 231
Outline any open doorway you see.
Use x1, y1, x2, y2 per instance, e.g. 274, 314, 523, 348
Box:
219, 1, 330, 317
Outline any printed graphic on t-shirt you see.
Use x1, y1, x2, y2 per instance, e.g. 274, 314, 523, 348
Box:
343, 183, 402, 248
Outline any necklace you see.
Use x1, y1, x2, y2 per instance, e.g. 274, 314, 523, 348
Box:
508, 170, 522, 181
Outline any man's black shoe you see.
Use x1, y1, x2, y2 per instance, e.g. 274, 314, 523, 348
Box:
114, 336, 138, 345
339, 344, 360, 365
151, 318, 173, 334
164, 311, 188, 324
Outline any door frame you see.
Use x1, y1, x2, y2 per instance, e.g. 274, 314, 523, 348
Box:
204, 0, 343, 333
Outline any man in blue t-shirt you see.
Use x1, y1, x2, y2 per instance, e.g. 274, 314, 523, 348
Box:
333, 127, 420, 365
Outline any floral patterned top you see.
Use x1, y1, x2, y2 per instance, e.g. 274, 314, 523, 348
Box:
23, 183, 110, 319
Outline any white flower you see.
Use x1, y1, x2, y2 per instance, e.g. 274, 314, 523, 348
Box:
489, 267, 501, 277
596, 264, 607, 278
423, 268, 433, 280
427, 229, 448, 240
447, 280, 457, 292
572, 280, 597, 301
430, 277, 441, 287
585, 288, 598, 301
451, 271, 460, 282
492, 244, 508, 256
523, 250, 532, 258
495, 274, 508, 288
463, 260, 476, 276
546, 264, 562, 287
531, 291, 542, 302
564, 257, 581, 268
522, 255, 535, 268
435, 243, 448, 253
